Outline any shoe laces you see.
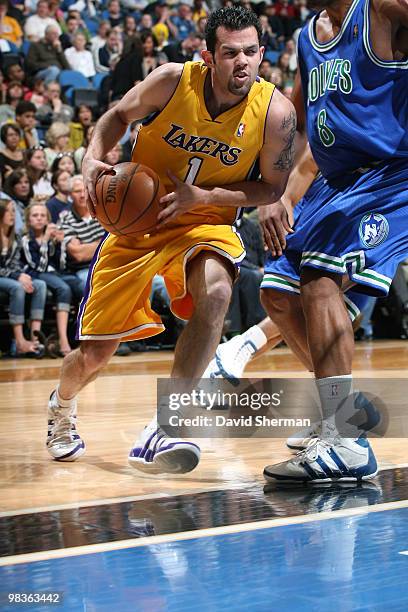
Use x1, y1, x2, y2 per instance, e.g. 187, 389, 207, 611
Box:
295, 437, 336, 463
49, 409, 78, 444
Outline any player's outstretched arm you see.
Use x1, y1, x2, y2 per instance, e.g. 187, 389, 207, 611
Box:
82, 63, 183, 216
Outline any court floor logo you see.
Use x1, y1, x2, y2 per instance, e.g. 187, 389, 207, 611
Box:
359, 213, 389, 248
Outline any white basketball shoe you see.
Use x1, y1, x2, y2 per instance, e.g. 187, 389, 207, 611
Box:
264, 436, 378, 483
202, 335, 257, 385
47, 391, 86, 461
128, 420, 201, 474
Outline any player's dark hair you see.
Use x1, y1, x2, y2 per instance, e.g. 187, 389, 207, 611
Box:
205, 6, 262, 55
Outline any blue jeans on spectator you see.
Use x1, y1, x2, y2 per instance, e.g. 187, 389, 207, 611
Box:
0, 277, 46, 324
37, 272, 83, 311
74, 268, 90, 296
36, 65, 61, 84
359, 296, 377, 339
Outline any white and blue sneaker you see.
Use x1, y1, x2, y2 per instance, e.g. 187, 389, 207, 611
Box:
264, 437, 378, 483
285, 392, 382, 453
128, 420, 201, 474
47, 391, 86, 461
202, 335, 257, 386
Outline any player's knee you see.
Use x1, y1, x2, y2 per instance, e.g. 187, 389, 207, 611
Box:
300, 270, 341, 307
196, 279, 232, 319
261, 288, 292, 318
80, 340, 117, 372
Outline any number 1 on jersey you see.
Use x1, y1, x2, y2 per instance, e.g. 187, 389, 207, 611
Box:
184, 156, 203, 184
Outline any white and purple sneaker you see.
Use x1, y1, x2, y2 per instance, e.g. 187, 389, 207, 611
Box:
128, 420, 201, 474
47, 391, 86, 461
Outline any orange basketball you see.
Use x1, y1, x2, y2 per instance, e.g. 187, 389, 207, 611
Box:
95, 162, 166, 236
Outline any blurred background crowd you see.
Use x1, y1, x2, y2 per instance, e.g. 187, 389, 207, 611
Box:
0, 0, 406, 358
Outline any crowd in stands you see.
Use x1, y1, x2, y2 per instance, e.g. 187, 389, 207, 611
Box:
0, 0, 403, 357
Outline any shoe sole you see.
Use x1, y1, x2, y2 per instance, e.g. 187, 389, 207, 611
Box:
47, 442, 86, 462
129, 446, 201, 474
263, 468, 378, 484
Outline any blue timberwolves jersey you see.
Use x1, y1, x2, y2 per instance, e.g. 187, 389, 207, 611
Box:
298, 0, 408, 179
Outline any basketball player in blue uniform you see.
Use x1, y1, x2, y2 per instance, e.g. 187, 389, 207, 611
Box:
258, 0, 408, 482
163, 0, 408, 482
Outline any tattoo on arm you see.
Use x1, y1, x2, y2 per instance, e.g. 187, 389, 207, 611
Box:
274, 110, 296, 172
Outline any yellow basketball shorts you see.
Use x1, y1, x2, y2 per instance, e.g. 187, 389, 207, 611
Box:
77, 224, 245, 341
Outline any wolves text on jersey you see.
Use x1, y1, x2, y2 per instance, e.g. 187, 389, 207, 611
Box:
308, 59, 353, 105
163, 123, 242, 166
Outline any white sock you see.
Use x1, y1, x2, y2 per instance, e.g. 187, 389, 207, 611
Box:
241, 325, 268, 352
316, 375, 353, 441
55, 386, 76, 410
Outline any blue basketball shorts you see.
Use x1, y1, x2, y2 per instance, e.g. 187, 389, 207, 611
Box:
262, 158, 408, 312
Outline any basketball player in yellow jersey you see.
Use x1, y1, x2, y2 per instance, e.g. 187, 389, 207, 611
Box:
46, 6, 296, 474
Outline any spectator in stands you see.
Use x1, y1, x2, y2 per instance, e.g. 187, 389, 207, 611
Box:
0, 0, 22, 47
14, 100, 39, 149
138, 30, 167, 79
50, 151, 76, 175
46, 168, 72, 223
0, 124, 24, 183
26, 24, 70, 84
120, 121, 139, 161
259, 58, 273, 82
60, 174, 105, 292
22, 201, 78, 355
44, 121, 71, 168
151, 22, 170, 51
3, 168, 33, 233
123, 14, 137, 45
60, 14, 83, 50
164, 32, 203, 64
275, 0, 300, 38
64, 32, 96, 78
196, 15, 207, 35
269, 66, 284, 91
0, 198, 46, 356
171, 2, 196, 40
259, 14, 279, 51
90, 20, 110, 60
277, 50, 294, 82
68, 104, 93, 150
138, 13, 153, 32
36, 81, 73, 125
24, 0, 61, 43
265, 4, 285, 45
0, 82, 24, 125
73, 125, 93, 171
25, 147, 53, 198
4, 63, 26, 90
0, 72, 7, 106
153, 1, 177, 40
103, 143, 121, 166
283, 82, 293, 98
192, 0, 208, 24
105, 0, 123, 28
25, 76, 46, 108
95, 28, 122, 74
285, 38, 298, 72
110, 38, 143, 101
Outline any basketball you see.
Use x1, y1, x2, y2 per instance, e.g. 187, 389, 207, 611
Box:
95, 162, 166, 236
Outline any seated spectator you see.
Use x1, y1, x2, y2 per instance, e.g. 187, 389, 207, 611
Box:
283, 82, 293, 99
26, 24, 70, 84
123, 14, 137, 44
44, 121, 71, 168
265, 4, 285, 45
195, 15, 207, 36
0, 123, 24, 183
110, 38, 143, 101
269, 67, 284, 91
0, 71, 7, 105
24, 0, 61, 43
259, 58, 273, 82
0, 0, 22, 48
60, 174, 105, 293
60, 13, 83, 50
138, 13, 153, 32
277, 51, 295, 82
25, 147, 53, 198
139, 29, 167, 78
36, 80, 73, 125
46, 168, 72, 223
73, 124, 93, 171
164, 32, 203, 64
171, 3, 196, 40
105, 0, 124, 28
64, 32, 96, 78
259, 14, 279, 51
103, 143, 121, 166
151, 22, 169, 51
285, 38, 298, 73
90, 20, 110, 60
0, 82, 24, 127
13, 100, 39, 149
22, 201, 81, 355
95, 28, 123, 74
153, 1, 177, 40
50, 151, 76, 175
192, 0, 208, 24
24, 76, 46, 108
0, 198, 46, 356
4, 63, 27, 91
3, 168, 33, 233
68, 104, 93, 150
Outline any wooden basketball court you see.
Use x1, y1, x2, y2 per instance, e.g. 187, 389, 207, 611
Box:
1, 341, 408, 609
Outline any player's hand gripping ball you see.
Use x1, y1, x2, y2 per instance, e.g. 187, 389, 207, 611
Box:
95, 162, 166, 236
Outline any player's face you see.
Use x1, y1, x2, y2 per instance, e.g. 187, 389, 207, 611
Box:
209, 26, 263, 97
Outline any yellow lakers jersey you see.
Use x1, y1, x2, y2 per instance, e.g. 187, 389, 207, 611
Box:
132, 61, 275, 226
